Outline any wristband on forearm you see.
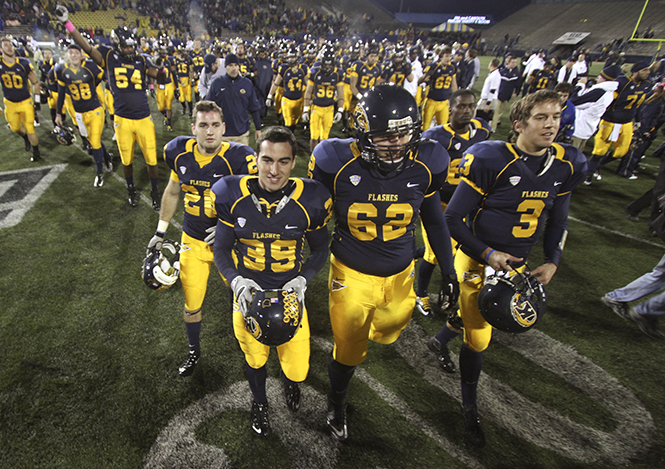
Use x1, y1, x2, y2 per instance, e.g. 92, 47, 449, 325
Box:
65, 20, 75, 33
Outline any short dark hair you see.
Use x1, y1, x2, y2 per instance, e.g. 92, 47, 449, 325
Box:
257, 126, 297, 159
450, 89, 476, 107
192, 100, 223, 124
490, 58, 500, 68
509, 90, 561, 139
554, 82, 574, 95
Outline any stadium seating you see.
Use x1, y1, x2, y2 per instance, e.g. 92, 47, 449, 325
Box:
69, 8, 149, 36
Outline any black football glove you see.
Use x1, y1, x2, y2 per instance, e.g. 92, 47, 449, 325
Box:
439, 273, 460, 312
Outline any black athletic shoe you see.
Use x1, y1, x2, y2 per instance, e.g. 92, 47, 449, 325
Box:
24, 136, 31, 152
601, 294, 630, 320
326, 397, 348, 442
127, 185, 139, 207
251, 401, 270, 437
93, 173, 104, 188
31, 150, 41, 162
427, 337, 456, 373
462, 404, 486, 448
628, 307, 665, 340
150, 188, 161, 211
178, 350, 200, 376
284, 382, 301, 412
104, 152, 114, 172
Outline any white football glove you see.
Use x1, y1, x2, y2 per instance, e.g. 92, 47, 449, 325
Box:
333, 111, 342, 124
302, 107, 310, 122
54, 4, 69, 23
204, 225, 216, 246
147, 231, 166, 253
265, 96, 274, 107
231, 276, 261, 316
283, 275, 307, 310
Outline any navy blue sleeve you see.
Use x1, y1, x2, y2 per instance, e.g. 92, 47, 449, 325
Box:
542, 193, 572, 266
444, 181, 489, 261
300, 226, 330, 282
213, 219, 239, 284
569, 88, 605, 106
420, 191, 455, 275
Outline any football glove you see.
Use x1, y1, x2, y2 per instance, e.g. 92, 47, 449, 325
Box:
204, 225, 215, 246
439, 273, 460, 312
147, 230, 166, 253
333, 110, 342, 124
265, 96, 274, 107
231, 276, 261, 317
283, 275, 307, 310
302, 107, 310, 122
54, 4, 69, 23
34, 102, 41, 111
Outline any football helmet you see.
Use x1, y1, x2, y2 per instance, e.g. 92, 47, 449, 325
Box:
142, 240, 181, 290
353, 84, 422, 174
478, 269, 547, 333
244, 288, 302, 346
285, 47, 298, 66
321, 50, 335, 74
52, 125, 76, 146
111, 27, 137, 60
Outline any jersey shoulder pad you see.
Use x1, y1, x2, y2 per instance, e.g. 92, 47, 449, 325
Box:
471, 117, 492, 135
311, 138, 358, 175
212, 174, 245, 206
422, 125, 453, 149
164, 136, 195, 167
225, 141, 257, 174
296, 178, 333, 228
415, 139, 449, 174
18, 57, 33, 71
553, 142, 587, 172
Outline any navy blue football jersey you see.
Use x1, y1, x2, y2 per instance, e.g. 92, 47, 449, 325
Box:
212, 176, 332, 289
164, 137, 257, 241
309, 138, 449, 277
56, 59, 104, 112
0, 57, 34, 102
423, 118, 491, 202
602, 76, 651, 124
454, 141, 587, 260
97, 45, 152, 119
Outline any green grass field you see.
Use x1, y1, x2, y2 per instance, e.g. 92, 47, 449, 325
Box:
1, 57, 665, 468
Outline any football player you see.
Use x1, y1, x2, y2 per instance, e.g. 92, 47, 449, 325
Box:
381, 44, 414, 88
585, 61, 652, 183
302, 50, 344, 151
526, 62, 556, 93
175, 46, 194, 118
55, 43, 113, 187
349, 42, 383, 105
190, 38, 206, 102
0, 35, 41, 162
155, 40, 176, 132
213, 126, 332, 437
440, 90, 586, 447
417, 90, 491, 372
419, 45, 458, 130
309, 84, 458, 442
54, 6, 168, 209
147, 100, 258, 376
266, 48, 308, 133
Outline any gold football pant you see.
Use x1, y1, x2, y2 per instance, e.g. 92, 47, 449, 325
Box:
179, 232, 228, 312
113, 114, 157, 166
233, 300, 310, 382
329, 254, 416, 367
178, 78, 192, 103
310, 104, 334, 140
281, 96, 304, 127
592, 120, 633, 159
77, 106, 105, 149
156, 83, 175, 111
422, 98, 450, 130
4, 97, 35, 133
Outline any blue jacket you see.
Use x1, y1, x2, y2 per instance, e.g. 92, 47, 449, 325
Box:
205, 73, 261, 136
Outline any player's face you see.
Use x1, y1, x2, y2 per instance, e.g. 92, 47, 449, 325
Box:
237, 44, 245, 55
372, 132, 411, 163
441, 53, 452, 64
450, 95, 475, 128
508, 58, 518, 69
192, 110, 226, 155
193, 39, 201, 50
557, 91, 569, 103
43, 49, 52, 60
67, 48, 83, 67
2, 40, 15, 58
367, 53, 378, 65
515, 100, 561, 154
226, 62, 240, 78
257, 140, 296, 192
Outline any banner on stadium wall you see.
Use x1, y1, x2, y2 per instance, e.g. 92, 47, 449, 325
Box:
431, 23, 476, 33
552, 32, 590, 45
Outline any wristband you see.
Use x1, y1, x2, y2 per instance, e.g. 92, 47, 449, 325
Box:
303, 106, 309, 113
337, 107, 343, 113
34, 94, 40, 103
65, 20, 75, 33
485, 249, 496, 262
157, 219, 169, 233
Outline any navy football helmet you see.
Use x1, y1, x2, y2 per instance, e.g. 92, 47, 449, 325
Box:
111, 27, 137, 60
142, 240, 181, 290
353, 84, 422, 174
52, 125, 76, 146
321, 50, 335, 74
478, 269, 547, 333
244, 289, 302, 346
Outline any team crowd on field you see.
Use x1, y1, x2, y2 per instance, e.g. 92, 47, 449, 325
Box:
3, 3, 665, 448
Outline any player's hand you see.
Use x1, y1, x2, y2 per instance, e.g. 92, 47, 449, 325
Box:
231, 276, 261, 316
439, 272, 459, 311
204, 225, 215, 246
333, 110, 342, 124
265, 96, 274, 107
531, 262, 557, 285
283, 275, 307, 311
147, 230, 166, 254
54, 4, 69, 23
301, 107, 309, 122
485, 248, 523, 272
55, 114, 63, 127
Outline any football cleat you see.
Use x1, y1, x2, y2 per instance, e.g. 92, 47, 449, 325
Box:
416, 296, 434, 317
166, 125, 173, 132
128, 185, 139, 207
462, 404, 486, 448
625, 207, 639, 222
601, 294, 630, 320
93, 173, 104, 188
284, 382, 301, 412
427, 337, 456, 373
178, 350, 200, 376
627, 307, 665, 340
24, 136, 32, 152
104, 152, 114, 172
326, 397, 348, 442
151, 188, 161, 211
31, 151, 41, 162
251, 401, 271, 437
